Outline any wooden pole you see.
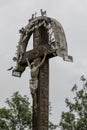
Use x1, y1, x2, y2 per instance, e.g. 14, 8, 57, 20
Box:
32, 26, 49, 130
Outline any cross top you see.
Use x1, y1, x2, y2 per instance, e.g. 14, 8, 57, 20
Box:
12, 10, 73, 77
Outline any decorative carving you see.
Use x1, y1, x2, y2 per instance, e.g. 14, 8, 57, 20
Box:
40, 9, 47, 16
12, 14, 72, 75
26, 51, 47, 109
12, 10, 73, 130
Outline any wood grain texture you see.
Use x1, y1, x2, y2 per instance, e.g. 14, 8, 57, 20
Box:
32, 27, 49, 130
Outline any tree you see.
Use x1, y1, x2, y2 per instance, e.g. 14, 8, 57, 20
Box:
0, 92, 32, 130
0, 92, 58, 130
59, 75, 87, 130
49, 121, 58, 130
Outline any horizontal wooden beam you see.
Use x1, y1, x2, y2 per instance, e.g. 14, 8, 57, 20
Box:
20, 44, 55, 66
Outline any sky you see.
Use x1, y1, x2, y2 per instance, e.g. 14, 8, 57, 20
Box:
0, 0, 87, 129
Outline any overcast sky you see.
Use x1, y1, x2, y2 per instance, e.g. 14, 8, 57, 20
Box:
0, 0, 87, 129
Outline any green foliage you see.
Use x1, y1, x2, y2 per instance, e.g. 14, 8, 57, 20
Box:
59, 75, 87, 130
0, 92, 58, 130
0, 92, 32, 130
49, 102, 58, 130
49, 121, 58, 130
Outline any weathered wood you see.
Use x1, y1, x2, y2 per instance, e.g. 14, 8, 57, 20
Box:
32, 26, 49, 130
20, 44, 55, 66
38, 59, 49, 130
12, 13, 73, 130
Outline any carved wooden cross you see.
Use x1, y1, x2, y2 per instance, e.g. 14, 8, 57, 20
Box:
20, 26, 54, 130
12, 11, 73, 130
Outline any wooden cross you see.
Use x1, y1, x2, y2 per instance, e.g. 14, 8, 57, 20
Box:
12, 12, 73, 130
19, 26, 55, 130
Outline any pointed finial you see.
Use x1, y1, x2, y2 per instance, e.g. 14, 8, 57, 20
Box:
40, 9, 47, 16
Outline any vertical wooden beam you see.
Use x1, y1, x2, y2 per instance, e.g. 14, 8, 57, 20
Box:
32, 26, 49, 130
38, 59, 49, 130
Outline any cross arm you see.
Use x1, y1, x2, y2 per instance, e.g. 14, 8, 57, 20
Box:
12, 44, 55, 77
20, 44, 55, 67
